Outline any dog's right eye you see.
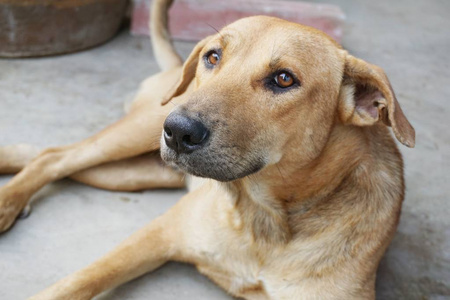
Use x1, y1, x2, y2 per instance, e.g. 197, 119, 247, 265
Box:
204, 50, 221, 68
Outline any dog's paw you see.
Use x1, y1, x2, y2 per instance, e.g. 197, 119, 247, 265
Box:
0, 189, 27, 233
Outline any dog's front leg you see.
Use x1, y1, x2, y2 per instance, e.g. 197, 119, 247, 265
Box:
29, 212, 177, 300
28, 187, 203, 300
29, 183, 213, 300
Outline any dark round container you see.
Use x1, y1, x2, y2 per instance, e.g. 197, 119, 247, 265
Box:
0, 0, 128, 57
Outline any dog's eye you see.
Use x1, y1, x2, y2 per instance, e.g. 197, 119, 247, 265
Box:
274, 72, 294, 88
264, 70, 299, 93
205, 51, 220, 66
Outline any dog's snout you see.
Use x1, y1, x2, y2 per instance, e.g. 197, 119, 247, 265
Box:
163, 113, 209, 154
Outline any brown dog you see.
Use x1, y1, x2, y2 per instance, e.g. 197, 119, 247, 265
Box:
0, 0, 415, 298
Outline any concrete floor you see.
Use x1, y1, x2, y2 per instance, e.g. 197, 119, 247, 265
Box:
0, 0, 449, 299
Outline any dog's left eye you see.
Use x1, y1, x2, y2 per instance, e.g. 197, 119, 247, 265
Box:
274, 72, 294, 88
265, 70, 299, 93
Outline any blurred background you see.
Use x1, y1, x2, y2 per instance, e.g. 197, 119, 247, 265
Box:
0, 0, 449, 299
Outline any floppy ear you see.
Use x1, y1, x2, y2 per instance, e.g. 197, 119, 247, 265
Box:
338, 52, 415, 147
161, 36, 213, 105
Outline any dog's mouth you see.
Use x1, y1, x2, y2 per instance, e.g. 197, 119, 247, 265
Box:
160, 136, 265, 182
160, 109, 267, 181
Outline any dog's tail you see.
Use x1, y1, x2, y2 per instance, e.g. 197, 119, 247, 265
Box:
150, 0, 183, 71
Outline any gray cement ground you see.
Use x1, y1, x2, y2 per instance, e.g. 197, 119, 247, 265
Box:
0, 0, 449, 299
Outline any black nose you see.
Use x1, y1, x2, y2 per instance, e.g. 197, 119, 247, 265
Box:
163, 112, 209, 154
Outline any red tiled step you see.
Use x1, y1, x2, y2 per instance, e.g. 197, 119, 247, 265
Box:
131, 0, 345, 43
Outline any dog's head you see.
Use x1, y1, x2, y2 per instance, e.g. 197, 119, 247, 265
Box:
160, 16, 414, 182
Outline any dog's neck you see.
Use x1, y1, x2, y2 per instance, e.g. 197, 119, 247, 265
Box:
224, 125, 370, 245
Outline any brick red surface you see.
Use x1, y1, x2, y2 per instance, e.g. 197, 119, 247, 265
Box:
131, 0, 345, 43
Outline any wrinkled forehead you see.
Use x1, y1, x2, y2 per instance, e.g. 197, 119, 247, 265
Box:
207, 16, 342, 71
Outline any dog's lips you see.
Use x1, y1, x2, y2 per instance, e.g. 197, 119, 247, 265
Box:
160, 141, 179, 164
160, 140, 195, 175
160, 148, 202, 179
160, 145, 205, 177
161, 142, 266, 182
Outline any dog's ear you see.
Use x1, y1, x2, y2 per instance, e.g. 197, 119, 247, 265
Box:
338, 52, 415, 147
161, 36, 213, 105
